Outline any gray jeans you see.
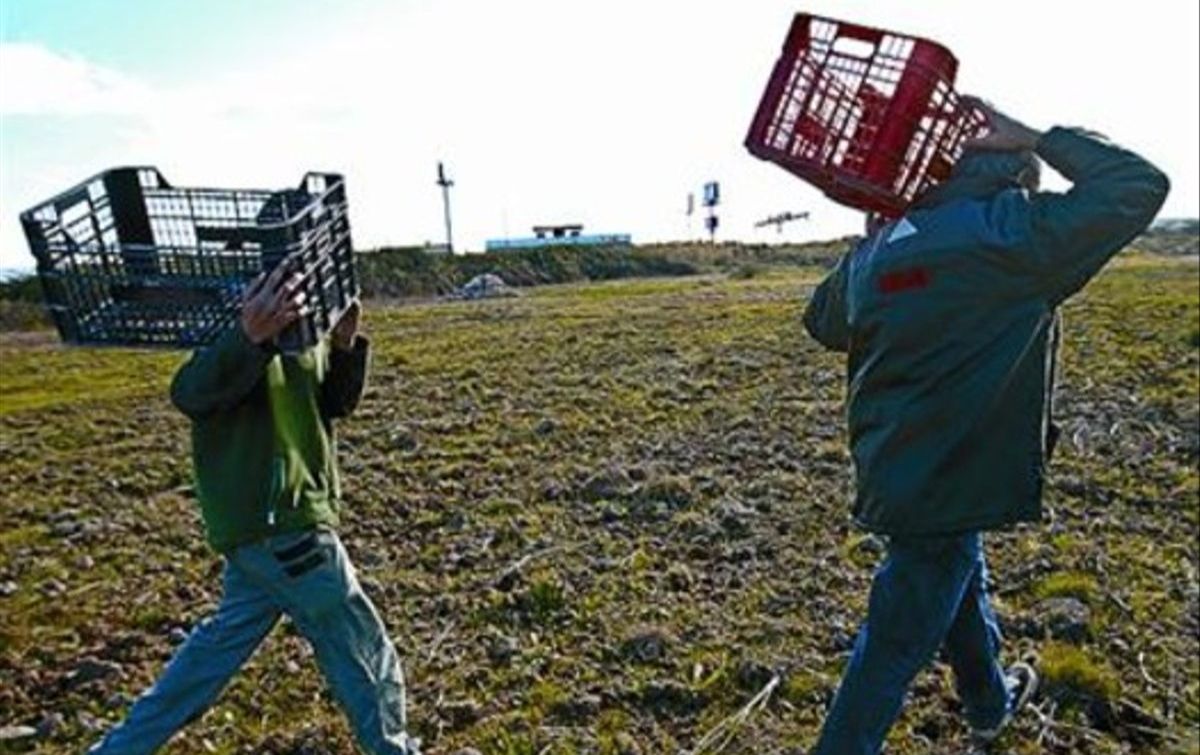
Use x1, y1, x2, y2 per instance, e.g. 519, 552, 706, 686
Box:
90, 528, 418, 754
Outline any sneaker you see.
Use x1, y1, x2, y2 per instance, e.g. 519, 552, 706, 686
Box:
970, 662, 1039, 745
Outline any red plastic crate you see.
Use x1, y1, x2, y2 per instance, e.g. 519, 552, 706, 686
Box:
745, 14, 987, 217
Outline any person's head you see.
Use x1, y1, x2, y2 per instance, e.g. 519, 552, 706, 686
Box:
913, 148, 1041, 210
955, 148, 1041, 192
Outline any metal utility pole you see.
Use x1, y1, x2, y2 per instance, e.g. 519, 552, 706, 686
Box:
437, 161, 455, 253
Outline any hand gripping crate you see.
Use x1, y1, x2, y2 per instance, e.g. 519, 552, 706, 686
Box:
20, 168, 358, 352
744, 14, 987, 217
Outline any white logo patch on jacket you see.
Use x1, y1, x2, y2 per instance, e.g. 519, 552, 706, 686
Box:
887, 218, 919, 245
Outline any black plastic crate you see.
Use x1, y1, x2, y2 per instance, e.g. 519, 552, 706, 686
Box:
20, 167, 358, 352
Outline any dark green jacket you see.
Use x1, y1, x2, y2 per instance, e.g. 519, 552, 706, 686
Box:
170, 326, 370, 552
804, 127, 1169, 535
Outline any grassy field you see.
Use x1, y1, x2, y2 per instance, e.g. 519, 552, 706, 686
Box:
0, 255, 1197, 754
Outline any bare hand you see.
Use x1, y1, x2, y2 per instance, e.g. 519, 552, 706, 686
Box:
962, 96, 1044, 152
240, 261, 307, 345
331, 300, 361, 351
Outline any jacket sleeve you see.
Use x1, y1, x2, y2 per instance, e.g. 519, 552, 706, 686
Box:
803, 252, 852, 352
170, 326, 275, 419
320, 335, 370, 419
1023, 127, 1170, 303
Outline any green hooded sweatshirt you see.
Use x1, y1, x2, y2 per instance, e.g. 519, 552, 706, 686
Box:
803, 127, 1169, 535
170, 325, 370, 552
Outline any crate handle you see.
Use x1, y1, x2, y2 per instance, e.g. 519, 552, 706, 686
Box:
831, 35, 877, 60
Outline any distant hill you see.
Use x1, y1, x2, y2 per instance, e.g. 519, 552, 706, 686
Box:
1150, 217, 1199, 234
1137, 218, 1199, 255
353, 239, 851, 299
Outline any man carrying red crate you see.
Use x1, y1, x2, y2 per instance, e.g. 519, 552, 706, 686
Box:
89, 267, 420, 754
803, 100, 1168, 753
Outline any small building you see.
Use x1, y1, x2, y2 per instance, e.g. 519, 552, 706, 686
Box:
532, 223, 584, 240
486, 223, 632, 252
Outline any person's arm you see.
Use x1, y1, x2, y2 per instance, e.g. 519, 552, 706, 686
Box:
320, 301, 370, 419
170, 263, 307, 419
803, 251, 852, 352
170, 326, 275, 419
1027, 128, 1170, 303
964, 98, 1170, 304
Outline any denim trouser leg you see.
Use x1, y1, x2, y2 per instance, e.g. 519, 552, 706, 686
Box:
89, 563, 280, 755
944, 553, 1009, 730
227, 529, 414, 755
90, 528, 414, 755
812, 533, 1010, 755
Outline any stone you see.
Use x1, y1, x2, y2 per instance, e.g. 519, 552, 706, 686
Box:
452, 273, 516, 300
612, 732, 642, 755
735, 658, 776, 691
33, 711, 64, 738
665, 564, 693, 591
829, 629, 857, 654
549, 693, 602, 721
51, 520, 81, 537
538, 479, 565, 501
715, 498, 754, 535
105, 693, 132, 711
68, 658, 122, 687
622, 629, 672, 664
637, 680, 706, 715
850, 534, 887, 560
1038, 597, 1092, 643
579, 466, 633, 502
487, 636, 519, 665
439, 698, 482, 728
40, 579, 66, 597
0, 726, 37, 742
390, 426, 419, 452
76, 710, 105, 732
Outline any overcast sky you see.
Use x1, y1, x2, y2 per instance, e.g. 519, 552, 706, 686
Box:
1, 0, 1197, 271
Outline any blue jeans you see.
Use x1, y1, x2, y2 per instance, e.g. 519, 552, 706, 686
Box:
90, 528, 417, 755
813, 532, 1009, 755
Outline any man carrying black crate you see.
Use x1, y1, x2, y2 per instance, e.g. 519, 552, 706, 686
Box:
90, 265, 419, 755
803, 100, 1169, 754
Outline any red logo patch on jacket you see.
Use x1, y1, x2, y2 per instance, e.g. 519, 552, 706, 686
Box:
878, 267, 931, 294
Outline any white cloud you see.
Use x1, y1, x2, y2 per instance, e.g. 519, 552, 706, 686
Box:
0, 43, 152, 116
